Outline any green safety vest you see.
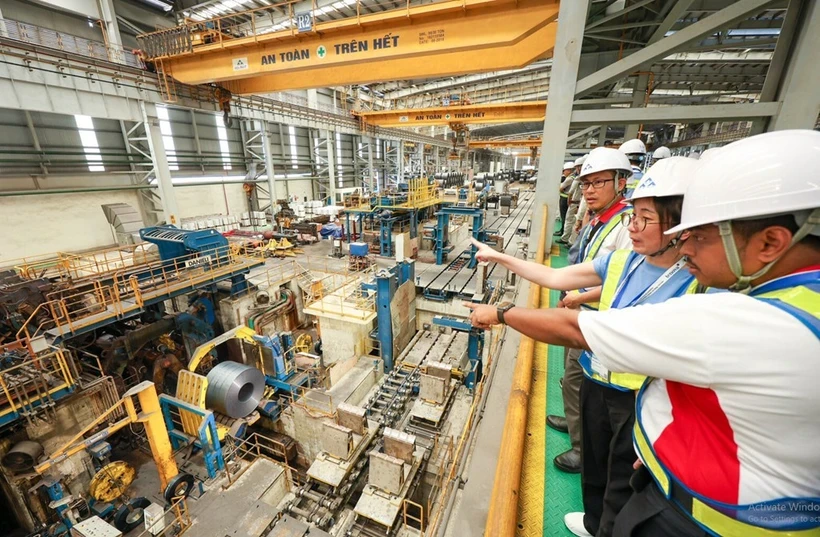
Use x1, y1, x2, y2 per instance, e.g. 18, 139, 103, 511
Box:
634, 273, 820, 536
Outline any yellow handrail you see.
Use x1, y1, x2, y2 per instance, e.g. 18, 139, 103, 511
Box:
484, 204, 547, 537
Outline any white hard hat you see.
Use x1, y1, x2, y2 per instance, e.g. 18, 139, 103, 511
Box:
629, 157, 698, 201
652, 146, 672, 160
698, 147, 722, 162
579, 147, 632, 179
574, 156, 587, 167
668, 130, 820, 290
619, 138, 647, 155
667, 130, 820, 235
563, 161, 575, 171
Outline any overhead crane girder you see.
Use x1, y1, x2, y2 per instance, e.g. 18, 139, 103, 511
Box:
354, 101, 547, 128
469, 138, 543, 149
138, 0, 559, 95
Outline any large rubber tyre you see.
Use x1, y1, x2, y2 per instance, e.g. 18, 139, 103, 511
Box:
113, 496, 150, 532
164, 473, 195, 504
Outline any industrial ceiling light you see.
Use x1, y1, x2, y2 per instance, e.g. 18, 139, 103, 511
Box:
140, 0, 174, 11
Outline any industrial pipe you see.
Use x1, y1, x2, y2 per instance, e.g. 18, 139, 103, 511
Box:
484, 204, 548, 537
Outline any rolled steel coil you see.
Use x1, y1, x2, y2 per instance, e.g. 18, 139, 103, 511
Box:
2, 440, 43, 472
205, 362, 265, 418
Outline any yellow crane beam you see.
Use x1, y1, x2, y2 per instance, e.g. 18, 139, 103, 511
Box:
353, 101, 547, 128
138, 0, 558, 95
469, 138, 543, 149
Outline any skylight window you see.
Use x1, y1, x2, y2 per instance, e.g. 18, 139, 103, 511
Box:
74, 115, 104, 172
156, 106, 179, 171
215, 115, 232, 171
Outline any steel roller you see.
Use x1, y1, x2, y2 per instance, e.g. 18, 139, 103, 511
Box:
205, 361, 265, 418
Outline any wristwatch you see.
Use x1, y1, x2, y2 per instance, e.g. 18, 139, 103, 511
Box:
497, 302, 515, 324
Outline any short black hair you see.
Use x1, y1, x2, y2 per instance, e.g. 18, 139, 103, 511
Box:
733, 214, 820, 250
652, 195, 684, 231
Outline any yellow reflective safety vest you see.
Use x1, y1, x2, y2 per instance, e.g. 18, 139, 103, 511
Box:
576, 203, 632, 311
580, 250, 699, 391
634, 270, 820, 536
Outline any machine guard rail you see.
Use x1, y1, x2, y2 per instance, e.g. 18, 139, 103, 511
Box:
0, 349, 77, 428
484, 205, 548, 537
14, 246, 262, 345
137, 0, 464, 60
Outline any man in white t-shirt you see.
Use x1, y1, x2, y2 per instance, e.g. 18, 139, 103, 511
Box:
466, 130, 820, 537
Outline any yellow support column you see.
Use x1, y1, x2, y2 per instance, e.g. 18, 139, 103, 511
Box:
129, 381, 179, 491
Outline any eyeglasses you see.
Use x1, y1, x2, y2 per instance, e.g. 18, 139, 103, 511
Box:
620, 212, 660, 232
578, 179, 615, 191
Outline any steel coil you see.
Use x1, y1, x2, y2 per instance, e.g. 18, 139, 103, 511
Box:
2, 441, 43, 472
205, 361, 265, 418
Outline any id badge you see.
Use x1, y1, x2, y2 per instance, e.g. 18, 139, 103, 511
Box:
590, 353, 610, 380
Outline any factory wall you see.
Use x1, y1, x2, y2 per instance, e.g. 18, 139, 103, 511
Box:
0, 183, 253, 264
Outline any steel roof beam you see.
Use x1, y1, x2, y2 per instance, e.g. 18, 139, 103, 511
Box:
575, 0, 778, 98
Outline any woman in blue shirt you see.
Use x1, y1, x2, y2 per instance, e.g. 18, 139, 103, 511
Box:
471, 156, 702, 537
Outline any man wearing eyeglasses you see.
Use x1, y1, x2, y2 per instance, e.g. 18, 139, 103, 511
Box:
547, 147, 635, 474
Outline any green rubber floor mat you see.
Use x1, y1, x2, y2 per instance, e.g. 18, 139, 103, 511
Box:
543, 248, 583, 536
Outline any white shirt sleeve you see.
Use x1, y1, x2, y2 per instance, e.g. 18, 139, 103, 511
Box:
576, 292, 811, 387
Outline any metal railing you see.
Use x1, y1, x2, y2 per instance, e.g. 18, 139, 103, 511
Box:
15, 246, 262, 343
137, 0, 451, 60
1, 19, 144, 68
223, 431, 303, 491
0, 349, 77, 427
11, 243, 158, 282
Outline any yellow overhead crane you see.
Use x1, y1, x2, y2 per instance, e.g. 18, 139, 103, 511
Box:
468, 138, 543, 149
353, 100, 547, 128
137, 0, 559, 95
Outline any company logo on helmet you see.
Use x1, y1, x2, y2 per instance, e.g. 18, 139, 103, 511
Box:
638, 178, 656, 189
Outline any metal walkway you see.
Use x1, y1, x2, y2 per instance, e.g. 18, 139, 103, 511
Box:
516, 248, 582, 537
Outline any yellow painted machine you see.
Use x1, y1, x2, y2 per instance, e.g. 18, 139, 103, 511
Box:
31, 382, 195, 534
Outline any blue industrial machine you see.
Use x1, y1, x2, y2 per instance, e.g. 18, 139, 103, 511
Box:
139, 225, 253, 294
434, 206, 491, 267
362, 261, 415, 372
432, 315, 485, 388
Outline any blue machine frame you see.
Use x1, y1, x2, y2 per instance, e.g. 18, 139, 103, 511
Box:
434, 206, 488, 267
432, 315, 485, 388
159, 394, 225, 479
365, 261, 415, 372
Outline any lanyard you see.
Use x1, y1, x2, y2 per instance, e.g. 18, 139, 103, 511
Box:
749, 269, 820, 297
612, 257, 688, 309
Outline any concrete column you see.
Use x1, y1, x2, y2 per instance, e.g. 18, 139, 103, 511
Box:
97, 0, 125, 63
0, 6, 9, 38
141, 102, 179, 225
531, 0, 590, 255
398, 142, 405, 183
768, 0, 820, 131
326, 130, 337, 204
307, 89, 319, 109
598, 125, 608, 147
417, 142, 424, 176
367, 136, 376, 191
261, 125, 277, 224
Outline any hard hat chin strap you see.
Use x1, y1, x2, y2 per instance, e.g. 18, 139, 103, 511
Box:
649, 232, 683, 257
719, 207, 820, 292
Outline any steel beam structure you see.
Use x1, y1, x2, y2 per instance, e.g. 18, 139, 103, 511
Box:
140, 0, 560, 95
140, 101, 180, 225
570, 102, 779, 126
762, 0, 820, 131
529, 0, 589, 258
623, 0, 695, 139
575, 0, 778, 98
